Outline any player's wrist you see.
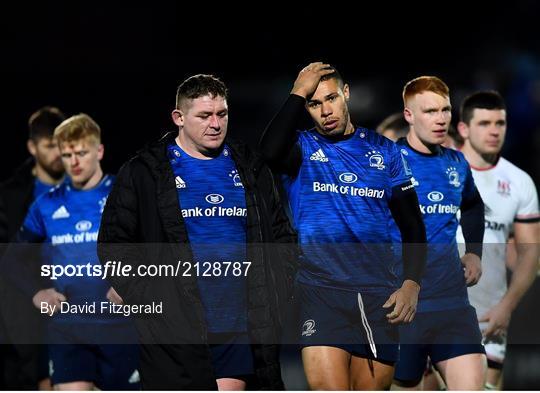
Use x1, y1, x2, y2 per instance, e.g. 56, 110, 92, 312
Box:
290, 89, 308, 99
463, 251, 481, 261
499, 296, 517, 312
402, 279, 420, 292
32, 290, 47, 307
461, 252, 480, 265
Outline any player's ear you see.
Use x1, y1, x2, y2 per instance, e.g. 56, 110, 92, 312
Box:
27, 139, 37, 156
343, 83, 350, 101
403, 107, 413, 124
457, 121, 469, 139
171, 109, 184, 127
97, 144, 104, 161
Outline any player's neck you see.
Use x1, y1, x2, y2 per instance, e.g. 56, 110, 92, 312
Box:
176, 135, 219, 160
316, 121, 355, 141
33, 164, 63, 185
73, 166, 104, 190
406, 131, 439, 155
461, 143, 498, 169
343, 121, 355, 136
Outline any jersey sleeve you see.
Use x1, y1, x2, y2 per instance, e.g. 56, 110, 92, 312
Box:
259, 94, 304, 176
18, 199, 47, 242
515, 173, 540, 222
389, 143, 412, 187
461, 163, 477, 201
0, 199, 48, 299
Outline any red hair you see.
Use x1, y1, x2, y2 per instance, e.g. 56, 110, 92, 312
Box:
403, 76, 449, 105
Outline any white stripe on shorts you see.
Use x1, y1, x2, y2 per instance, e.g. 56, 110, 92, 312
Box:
357, 293, 377, 359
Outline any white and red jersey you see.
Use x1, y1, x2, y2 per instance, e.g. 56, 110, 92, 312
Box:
458, 157, 539, 319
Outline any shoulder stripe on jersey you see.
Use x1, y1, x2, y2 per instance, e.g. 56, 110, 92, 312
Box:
515, 215, 540, 223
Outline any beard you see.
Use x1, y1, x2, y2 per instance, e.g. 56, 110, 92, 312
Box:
317, 107, 352, 137
40, 159, 64, 180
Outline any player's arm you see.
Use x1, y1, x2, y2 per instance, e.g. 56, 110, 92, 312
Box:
503, 179, 540, 310
385, 182, 427, 324
259, 62, 334, 176
0, 203, 65, 310
501, 220, 539, 311
1, 226, 47, 298
460, 169, 485, 286
481, 175, 540, 337
481, 220, 539, 337
17, 225, 67, 312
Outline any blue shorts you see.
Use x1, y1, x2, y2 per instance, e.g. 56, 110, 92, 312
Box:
208, 333, 254, 379
296, 282, 399, 363
47, 321, 139, 389
394, 305, 485, 383
49, 344, 140, 389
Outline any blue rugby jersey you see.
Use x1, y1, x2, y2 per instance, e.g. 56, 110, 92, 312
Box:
283, 128, 411, 296
20, 175, 119, 323
167, 142, 247, 333
392, 140, 477, 312
33, 177, 60, 200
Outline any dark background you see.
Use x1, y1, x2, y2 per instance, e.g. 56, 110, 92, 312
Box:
1, 3, 540, 389
1, 3, 539, 185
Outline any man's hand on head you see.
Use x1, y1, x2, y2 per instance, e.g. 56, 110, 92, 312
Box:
291, 62, 335, 99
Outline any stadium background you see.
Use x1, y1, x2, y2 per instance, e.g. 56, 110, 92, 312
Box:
1, 2, 539, 390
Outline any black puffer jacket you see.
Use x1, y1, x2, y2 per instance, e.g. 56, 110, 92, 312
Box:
0, 158, 36, 242
0, 159, 48, 389
97, 132, 297, 390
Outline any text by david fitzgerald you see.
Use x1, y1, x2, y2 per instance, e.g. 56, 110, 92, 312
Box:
41, 301, 163, 317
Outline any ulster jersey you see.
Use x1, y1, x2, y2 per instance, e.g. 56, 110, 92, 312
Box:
458, 157, 540, 318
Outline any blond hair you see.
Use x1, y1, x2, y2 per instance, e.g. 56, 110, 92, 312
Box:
54, 113, 101, 145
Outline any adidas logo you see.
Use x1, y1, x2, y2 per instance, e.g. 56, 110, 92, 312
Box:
175, 176, 186, 189
309, 149, 329, 162
52, 205, 70, 219
128, 369, 140, 384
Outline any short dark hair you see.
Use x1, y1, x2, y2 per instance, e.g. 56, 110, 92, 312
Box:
28, 106, 66, 141
175, 74, 228, 109
376, 112, 409, 138
320, 66, 344, 88
460, 91, 506, 125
